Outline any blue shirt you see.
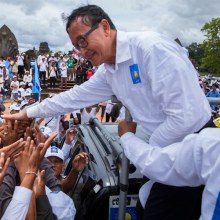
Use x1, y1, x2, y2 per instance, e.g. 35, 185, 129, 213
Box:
206, 90, 220, 109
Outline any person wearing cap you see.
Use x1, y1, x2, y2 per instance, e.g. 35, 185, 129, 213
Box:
17, 82, 26, 102
206, 83, 220, 110
10, 75, 19, 101
45, 146, 89, 193
26, 83, 33, 94
23, 71, 32, 87
9, 104, 20, 114
23, 90, 32, 103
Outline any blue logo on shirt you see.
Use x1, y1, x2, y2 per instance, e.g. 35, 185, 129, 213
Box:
129, 64, 141, 84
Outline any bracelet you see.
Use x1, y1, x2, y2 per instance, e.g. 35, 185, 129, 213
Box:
25, 171, 38, 177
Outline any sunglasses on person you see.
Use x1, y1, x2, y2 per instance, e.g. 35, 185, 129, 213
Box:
73, 23, 99, 51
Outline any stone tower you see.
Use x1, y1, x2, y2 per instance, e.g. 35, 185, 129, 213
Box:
39, 42, 50, 54
0, 25, 18, 58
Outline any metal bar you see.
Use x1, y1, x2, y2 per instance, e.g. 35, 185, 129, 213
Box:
207, 97, 220, 104
110, 95, 132, 220
89, 117, 122, 161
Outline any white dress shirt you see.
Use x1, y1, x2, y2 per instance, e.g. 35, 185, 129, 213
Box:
39, 61, 48, 71
1, 186, 32, 220
26, 30, 211, 206
27, 30, 210, 147
121, 128, 220, 220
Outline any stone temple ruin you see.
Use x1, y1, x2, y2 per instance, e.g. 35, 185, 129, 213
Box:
0, 25, 18, 58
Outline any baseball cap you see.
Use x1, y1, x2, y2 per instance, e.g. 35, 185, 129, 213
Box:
20, 100, 28, 108
9, 104, 20, 111
25, 90, 31, 97
20, 81, 25, 86
13, 75, 17, 78
45, 146, 64, 161
40, 126, 52, 136
28, 83, 33, 87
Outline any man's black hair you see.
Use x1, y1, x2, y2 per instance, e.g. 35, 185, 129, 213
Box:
65, 5, 116, 33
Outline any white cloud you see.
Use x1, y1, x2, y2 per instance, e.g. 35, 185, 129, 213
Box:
0, 0, 220, 52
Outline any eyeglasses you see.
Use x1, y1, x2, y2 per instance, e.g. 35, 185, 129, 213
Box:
73, 23, 99, 51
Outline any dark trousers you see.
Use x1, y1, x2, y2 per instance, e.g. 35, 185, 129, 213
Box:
50, 77, 56, 88
137, 117, 216, 220
106, 113, 111, 122
40, 71, 46, 85
18, 65, 24, 79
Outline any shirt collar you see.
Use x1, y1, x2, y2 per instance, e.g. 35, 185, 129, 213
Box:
115, 30, 131, 64
104, 30, 131, 72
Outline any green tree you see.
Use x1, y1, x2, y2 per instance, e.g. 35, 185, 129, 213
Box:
201, 17, 220, 75
186, 42, 204, 69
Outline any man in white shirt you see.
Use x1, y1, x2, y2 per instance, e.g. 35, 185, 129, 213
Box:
0, 56, 5, 67
23, 71, 32, 86
37, 53, 45, 66
3, 5, 212, 220
60, 62, 68, 89
10, 76, 19, 101
119, 123, 220, 220
17, 81, 26, 102
16, 53, 25, 79
39, 57, 48, 85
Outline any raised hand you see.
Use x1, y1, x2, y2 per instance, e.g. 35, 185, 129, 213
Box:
72, 152, 89, 172
32, 125, 48, 146
0, 139, 25, 160
0, 120, 20, 147
24, 120, 35, 141
14, 137, 34, 181
33, 170, 46, 198
39, 132, 58, 163
65, 128, 77, 145
0, 152, 10, 184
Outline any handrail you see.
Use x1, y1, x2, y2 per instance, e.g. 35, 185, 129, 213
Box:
207, 97, 220, 104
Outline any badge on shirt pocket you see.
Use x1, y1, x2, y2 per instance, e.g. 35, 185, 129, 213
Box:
129, 64, 141, 84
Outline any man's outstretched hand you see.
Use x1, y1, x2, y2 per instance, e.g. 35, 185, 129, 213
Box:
1, 111, 29, 121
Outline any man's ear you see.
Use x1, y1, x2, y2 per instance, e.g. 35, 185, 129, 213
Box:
100, 19, 111, 36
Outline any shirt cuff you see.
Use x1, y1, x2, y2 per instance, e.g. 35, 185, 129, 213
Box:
13, 186, 32, 204
120, 132, 136, 145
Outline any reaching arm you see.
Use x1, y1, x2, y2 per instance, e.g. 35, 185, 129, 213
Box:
120, 131, 202, 187
2, 67, 113, 121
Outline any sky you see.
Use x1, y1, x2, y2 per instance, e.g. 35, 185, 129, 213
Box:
0, 0, 220, 53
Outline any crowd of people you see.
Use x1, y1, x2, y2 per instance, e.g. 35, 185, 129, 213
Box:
1, 4, 220, 220
0, 50, 95, 98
